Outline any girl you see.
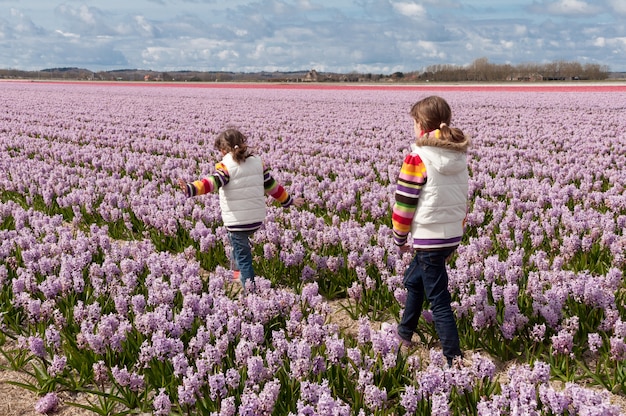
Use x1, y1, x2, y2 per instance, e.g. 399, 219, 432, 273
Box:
392, 96, 470, 366
179, 128, 304, 289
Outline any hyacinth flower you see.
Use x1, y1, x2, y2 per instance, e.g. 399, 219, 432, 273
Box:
34, 392, 59, 414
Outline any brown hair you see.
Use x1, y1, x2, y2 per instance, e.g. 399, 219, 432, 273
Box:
214, 128, 250, 163
410, 96, 467, 145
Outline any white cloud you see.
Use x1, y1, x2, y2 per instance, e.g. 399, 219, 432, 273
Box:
10, 7, 42, 35
56, 4, 97, 25
543, 0, 599, 16
113, 22, 135, 36
416, 40, 445, 59
350, 49, 364, 61
134, 15, 156, 36
298, 0, 314, 11
78, 5, 97, 25
53, 3, 116, 37
391, 2, 426, 19
249, 43, 266, 61
55, 30, 80, 38
500, 40, 514, 49
607, 0, 626, 16
141, 46, 180, 66
187, 38, 226, 50
513, 24, 527, 36
217, 49, 239, 60
549, 40, 561, 48
601, 36, 626, 51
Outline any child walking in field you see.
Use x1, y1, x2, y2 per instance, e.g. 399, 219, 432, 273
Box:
392, 96, 470, 366
179, 128, 304, 289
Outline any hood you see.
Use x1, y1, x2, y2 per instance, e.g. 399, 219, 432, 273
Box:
410, 130, 470, 175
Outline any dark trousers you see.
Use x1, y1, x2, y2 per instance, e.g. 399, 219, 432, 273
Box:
397, 246, 462, 363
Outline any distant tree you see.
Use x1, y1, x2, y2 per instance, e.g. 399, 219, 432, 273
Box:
582, 63, 609, 80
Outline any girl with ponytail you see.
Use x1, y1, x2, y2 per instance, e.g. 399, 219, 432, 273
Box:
180, 128, 304, 290
393, 96, 470, 366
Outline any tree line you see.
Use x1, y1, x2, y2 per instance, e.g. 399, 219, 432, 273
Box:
0, 59, 613, 83
406, 58, 610, 82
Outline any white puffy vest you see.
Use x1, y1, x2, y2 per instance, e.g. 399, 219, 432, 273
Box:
219, 153, 266, 226
410, 145, 468, 247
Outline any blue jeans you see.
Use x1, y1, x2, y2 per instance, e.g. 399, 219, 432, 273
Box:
228, 230, 256, 287
398, 246, 462, 363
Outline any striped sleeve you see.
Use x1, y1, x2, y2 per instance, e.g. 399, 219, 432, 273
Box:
263, 163, 293, 207
185, 162, 230, 197
392, 153, 426, 246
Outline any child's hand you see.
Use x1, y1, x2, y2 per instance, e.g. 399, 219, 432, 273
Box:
398, 244, 413, 253
292, 197, 305, 208
178, 179, 187, 192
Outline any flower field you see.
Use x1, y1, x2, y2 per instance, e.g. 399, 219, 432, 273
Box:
0, 81, 625, 415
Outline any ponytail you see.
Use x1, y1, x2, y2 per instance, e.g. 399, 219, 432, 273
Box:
214, 128, 251, 163
228, 142, 249, 163
438, 122, 467, 145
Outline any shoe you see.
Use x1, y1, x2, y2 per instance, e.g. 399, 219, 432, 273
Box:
232, 270, 241, 282
447, 354, 467, 368
395, 331, 417, 349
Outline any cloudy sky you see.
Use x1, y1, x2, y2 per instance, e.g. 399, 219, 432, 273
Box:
1, 0, 625, 73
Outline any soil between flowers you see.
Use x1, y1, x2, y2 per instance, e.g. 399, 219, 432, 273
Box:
0, 369, 92, 416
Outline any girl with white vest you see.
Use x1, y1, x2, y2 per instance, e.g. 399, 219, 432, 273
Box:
179, 129, 304, 289
392, 96, 470, 366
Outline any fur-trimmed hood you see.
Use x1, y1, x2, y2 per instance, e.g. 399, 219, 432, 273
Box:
410, 130, 470, 176
414, 129, 470, 153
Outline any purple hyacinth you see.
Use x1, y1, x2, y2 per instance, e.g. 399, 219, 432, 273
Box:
34, 392, 59, 414
153, 388, 172, 416
363, 384, 387, 410
400, 385, 421, 414
48, 354, 67, 377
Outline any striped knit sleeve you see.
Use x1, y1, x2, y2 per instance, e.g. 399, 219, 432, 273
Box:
185, 162, 230, 197
392, 153, 426, 246
263, 163, 293, 207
